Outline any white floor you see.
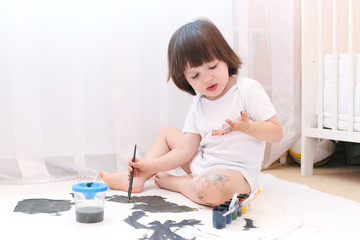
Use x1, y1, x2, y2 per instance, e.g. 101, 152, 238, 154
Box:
1, 173, 359, 240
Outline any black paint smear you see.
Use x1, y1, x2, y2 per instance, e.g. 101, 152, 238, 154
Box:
125, 210, 201, 240
144, 219, 200, 240
13, 198, 73, 215
243, 218, 257, 230
124, 211, 148, 229
106, 195, 197, 213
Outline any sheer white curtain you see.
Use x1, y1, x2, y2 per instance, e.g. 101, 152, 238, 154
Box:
0, 0, 234, 183
233, 0, 301, 168
0, 0, 300, 183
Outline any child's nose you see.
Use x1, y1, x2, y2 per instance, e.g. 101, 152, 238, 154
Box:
203, 72, 213, 83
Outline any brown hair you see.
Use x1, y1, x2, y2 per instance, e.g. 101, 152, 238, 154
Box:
167, 18, 242, 95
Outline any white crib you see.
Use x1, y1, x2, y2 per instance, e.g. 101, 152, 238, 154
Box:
301, 0, 360, 175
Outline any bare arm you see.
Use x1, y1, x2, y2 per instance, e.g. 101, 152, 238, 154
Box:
241, 115, 283, 143
212, 111, 283, 143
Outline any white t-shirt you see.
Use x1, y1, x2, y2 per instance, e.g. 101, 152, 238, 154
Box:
183, 77, 277, 192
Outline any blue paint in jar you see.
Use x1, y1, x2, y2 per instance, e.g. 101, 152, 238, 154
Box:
219, 202, 232, 224
212, 206, 226, 229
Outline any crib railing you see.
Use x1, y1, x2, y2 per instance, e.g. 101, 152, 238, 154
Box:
301, 0, 360, 175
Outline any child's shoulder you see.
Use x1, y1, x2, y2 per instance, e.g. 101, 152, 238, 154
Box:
236, 77, 263, 93
236, 77, 260, 88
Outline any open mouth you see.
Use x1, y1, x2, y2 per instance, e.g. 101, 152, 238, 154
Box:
207, 84, 218, 92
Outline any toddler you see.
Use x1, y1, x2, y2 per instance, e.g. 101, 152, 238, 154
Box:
100, 19, 283, 206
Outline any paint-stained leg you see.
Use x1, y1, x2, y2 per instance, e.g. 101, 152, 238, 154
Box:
154, 172, 224, 206
155, 169, 250, 207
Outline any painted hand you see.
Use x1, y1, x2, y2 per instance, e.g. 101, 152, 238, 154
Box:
211, 111, 250, 136
211, 122, 232, 136
228, 111, 250, 133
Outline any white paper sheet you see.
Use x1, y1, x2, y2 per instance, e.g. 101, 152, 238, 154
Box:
1, 173, 359, 239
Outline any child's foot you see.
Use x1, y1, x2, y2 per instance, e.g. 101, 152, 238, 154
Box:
99, 171, 153, 193
154, 172, 192, 193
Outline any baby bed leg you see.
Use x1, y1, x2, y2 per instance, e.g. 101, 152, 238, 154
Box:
279, 152, 288, 165
301, 136, 317, 176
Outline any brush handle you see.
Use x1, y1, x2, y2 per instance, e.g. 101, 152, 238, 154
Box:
128, 144, 137, 199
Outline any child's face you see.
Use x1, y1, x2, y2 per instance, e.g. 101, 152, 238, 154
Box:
184, 59, 230, 100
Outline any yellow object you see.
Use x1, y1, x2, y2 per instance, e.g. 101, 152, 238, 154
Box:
289, 147, 301, 159
242, 205, 247, 214
288, 138, 336, 167
240, 185, 262, 214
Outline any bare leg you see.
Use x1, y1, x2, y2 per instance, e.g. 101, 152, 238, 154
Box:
98, 171, 149, 193
155, 169, 251, 206
100, 127, 185, 192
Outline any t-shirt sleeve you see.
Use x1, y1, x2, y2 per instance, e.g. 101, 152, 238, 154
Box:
242, 79, 277, 122
182, 97, 200, 134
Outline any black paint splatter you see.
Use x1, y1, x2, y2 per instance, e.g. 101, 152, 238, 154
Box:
124, 211, 148, 229
13, 198, 73, 215
106, 195, 197, 213
243, 218, 257, 230
125, 210, 201, 240
14, 194, 202, 239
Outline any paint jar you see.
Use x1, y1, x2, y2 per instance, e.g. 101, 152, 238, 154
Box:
72, 182, 108, 223
219, 202, 232, 224
237, 194, 248, 216
231, 209, 237, 221
242, 205, 247, 214
237, 208, 242, 217
212, 206, 226, 229
226, 198, 237, 221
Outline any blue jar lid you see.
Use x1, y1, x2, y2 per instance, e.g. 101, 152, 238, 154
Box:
72, 182, 108, 193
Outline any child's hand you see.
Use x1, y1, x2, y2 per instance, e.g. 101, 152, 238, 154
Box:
212, 122, 232, 136
212, 111, 250, 136
228, 111, 250, 133
128, 157, 155, 179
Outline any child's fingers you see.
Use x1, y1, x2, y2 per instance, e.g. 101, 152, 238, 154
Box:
212, 129, 221, 136
225, 119, 233, 127
131, 161, 140, 168
129, 157, 142, 170
212, 122, 232, 136
128, 157, 134, 165
241, 111, 249, 122
132, 161, 147, 173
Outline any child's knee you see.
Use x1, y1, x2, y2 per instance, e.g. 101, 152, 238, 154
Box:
194, 171, 230, 206
159, 126, 180, 136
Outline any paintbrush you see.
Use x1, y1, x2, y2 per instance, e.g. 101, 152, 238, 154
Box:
127, 144, 137, 202
222, 185, 263, 217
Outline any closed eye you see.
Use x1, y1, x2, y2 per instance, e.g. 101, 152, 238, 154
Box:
209, 64, 217, 70
192, 73, 199, 79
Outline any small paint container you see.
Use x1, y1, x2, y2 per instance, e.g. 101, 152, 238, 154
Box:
237, 208, 242, 217
238, 193, 249, 199
237, 200, 243, 217
231, 209, 237, 220
242, 205, 247, 214
237, 194, 249, 216
227, 198, 237, 221
72, 182, 108, 223
219, 203, 232, 224
212, 206, 226, 229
